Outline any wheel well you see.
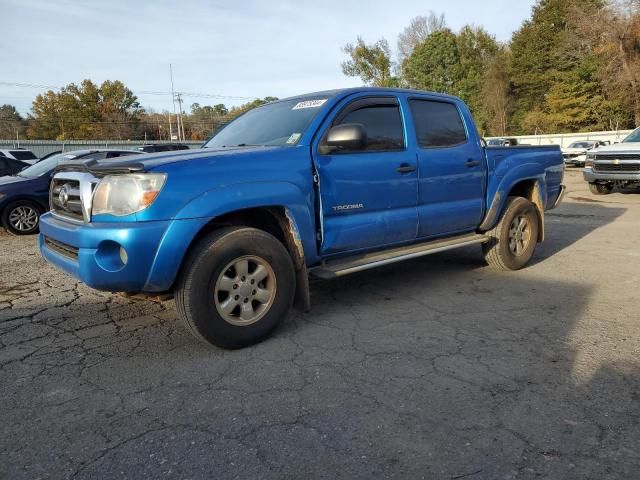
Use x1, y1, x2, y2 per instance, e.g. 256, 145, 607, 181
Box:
186, 206, 305, 270
507, 179, 545, 242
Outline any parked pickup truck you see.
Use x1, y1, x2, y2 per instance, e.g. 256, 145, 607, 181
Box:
583, 127, 640, 194
39, 88, 565, 348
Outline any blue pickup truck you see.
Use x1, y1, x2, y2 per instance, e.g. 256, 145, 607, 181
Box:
39, 88, 565, 348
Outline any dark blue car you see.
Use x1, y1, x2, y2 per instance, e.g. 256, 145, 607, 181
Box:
0, 149, 140, 235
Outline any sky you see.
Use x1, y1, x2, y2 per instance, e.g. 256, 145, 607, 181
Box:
0, 0, 537, 116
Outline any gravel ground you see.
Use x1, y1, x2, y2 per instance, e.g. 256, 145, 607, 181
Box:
1, 169, 639, 480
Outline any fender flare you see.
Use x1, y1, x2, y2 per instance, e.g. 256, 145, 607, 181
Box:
480, 168, 546, 242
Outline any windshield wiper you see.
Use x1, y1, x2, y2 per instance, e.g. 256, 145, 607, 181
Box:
221, 143, 263, 148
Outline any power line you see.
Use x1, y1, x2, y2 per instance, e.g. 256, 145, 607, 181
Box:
0, 81, 257, 101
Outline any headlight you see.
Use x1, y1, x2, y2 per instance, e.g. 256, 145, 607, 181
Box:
585, 153, 595, 168
92, 173, 167, 217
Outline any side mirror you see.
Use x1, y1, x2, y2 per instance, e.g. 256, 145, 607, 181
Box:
325, 124, 367, 151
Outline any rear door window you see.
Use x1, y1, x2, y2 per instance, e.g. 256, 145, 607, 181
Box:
409, 100, 467, 148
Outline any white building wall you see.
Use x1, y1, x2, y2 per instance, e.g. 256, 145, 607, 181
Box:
487, 130, 634, 148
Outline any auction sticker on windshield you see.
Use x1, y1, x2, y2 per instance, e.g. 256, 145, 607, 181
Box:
292, 99, 327, 110
286, 133, 302, 144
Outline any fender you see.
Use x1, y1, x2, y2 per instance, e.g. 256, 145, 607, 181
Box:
143, 181, 318, 291
480, 161, 547, 239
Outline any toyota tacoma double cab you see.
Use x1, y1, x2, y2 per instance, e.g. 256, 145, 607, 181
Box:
39, 88, 565, 348
584, 127, 640, 194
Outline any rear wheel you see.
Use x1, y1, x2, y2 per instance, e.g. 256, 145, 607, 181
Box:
1, 200, 42, 235
589, 182, 613, 195
175, 227, 295, 349
482, 196, 539, 271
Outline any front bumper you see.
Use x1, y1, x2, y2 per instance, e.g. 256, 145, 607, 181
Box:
39, 213, 171, 292
583, 168, 640, 183
563, 156, 586, 166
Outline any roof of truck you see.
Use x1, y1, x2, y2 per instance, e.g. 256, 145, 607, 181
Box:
277, 87, 461, 104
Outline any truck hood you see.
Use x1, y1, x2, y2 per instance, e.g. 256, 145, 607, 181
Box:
591, 142, 640, 155
55, 146, 284, 175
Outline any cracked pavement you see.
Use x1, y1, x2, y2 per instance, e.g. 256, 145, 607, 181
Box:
1, 169, 639, 480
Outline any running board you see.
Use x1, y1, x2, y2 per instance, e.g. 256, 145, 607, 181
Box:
310, 233, 489, 279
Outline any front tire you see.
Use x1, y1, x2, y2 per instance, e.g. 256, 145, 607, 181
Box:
589, 182, 613, 195
1, 200, 42, 235
175, 227, 296, 349
482, 196, 539, 271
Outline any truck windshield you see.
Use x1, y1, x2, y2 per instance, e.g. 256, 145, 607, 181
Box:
623, 128, 640, 143
203, 97, 329, 149
568, 142, 593, 148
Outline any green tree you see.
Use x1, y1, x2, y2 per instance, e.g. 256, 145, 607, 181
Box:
341, 37, 398, 87
397, 13, 447, 66
403, 26, 499, 132
0, 104, 25, 139
403, 29, 461, 93
509, 0, 604, 132
456, 26, 500, 132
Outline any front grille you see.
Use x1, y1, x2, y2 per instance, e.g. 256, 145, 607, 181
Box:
593, 163, 640, 173
595, 153, 640, 161
44, 237, 79, 260
50, 178, 84, 221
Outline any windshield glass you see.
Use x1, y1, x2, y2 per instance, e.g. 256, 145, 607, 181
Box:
569, 142, 593, 148
19, 152, 79, 178
10, 150, 38, 160
203, 97, 329, 148
623, 128, 640, 143
487, 139, 503, 146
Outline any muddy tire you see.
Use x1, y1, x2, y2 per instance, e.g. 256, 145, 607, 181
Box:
482, 196, 539, 271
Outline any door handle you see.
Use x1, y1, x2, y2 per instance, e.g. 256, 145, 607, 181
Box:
397, 164, 417, 174
465, 159, 480, 168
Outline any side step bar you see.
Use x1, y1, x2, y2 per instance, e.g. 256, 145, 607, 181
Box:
310, 233, 489, 280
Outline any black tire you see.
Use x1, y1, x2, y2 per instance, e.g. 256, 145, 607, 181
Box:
589, 182, 613, 195
175, 227, 296, 349
482, 196, 539, 271
1, 200, 42, 235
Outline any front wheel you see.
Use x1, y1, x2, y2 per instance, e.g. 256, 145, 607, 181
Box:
175, 227, 296, 349
1, 201, 42, 235
589, 182, 613, 195
482, 196, 540, 271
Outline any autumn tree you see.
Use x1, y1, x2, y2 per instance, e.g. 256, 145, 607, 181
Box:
188, 103, 231, 140
341, 37, 398, 87
27, 79, 143, 140
482, 49, 513, 136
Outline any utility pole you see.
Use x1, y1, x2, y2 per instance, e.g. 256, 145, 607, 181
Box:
169, 63, 178, 142
175, 93, 186, 142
